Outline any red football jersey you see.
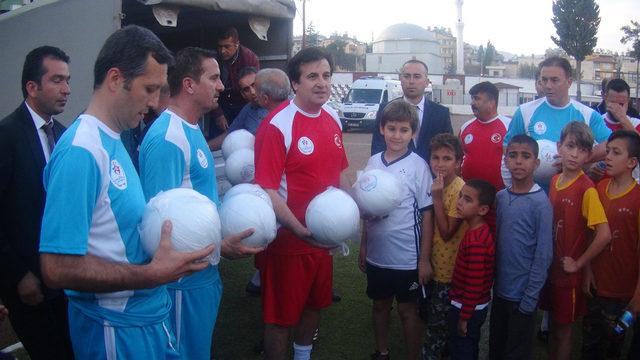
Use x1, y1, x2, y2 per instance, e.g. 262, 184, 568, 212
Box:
459, 115, 511, 191
603, 113, 640, 132
255, 100, 349, 255
592, 179, 640, 300
549, 172, 607, 288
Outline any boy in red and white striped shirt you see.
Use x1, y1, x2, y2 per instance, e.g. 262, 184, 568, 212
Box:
448, 179, 497, 359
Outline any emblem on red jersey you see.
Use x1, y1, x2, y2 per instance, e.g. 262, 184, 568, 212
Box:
334, 133, 343, 148
110, 159, 127, 190
490, 133, 502, 143
464, 133, 473, 144
298, 136, 315, 155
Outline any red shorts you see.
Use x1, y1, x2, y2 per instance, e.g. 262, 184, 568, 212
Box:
540, 284, 587, 325
261, 251, 333, 327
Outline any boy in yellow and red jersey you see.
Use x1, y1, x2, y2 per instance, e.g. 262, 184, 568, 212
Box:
541, 121, 611, 360
582, 130, 640, 359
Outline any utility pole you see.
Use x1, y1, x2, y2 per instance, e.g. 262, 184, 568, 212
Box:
301, 0, 306, 48
455, 0, 465, 75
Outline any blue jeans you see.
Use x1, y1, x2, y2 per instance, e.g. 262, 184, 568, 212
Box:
447, 304, 489, 360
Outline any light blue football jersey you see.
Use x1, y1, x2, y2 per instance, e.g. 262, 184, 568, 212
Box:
504, 98, 611, 145
39, 114, 171, 327
139, 109, 221, 290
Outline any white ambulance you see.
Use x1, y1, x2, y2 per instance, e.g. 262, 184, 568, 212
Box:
338, 77, 403, 132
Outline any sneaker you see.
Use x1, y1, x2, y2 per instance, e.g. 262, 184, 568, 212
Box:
245, 281, 261, 297
370, 350, 390, 360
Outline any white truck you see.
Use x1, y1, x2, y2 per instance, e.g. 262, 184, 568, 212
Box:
338, 77, 402, 132
0, 0, 295, 195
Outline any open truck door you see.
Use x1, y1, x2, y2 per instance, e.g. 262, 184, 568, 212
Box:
0, 0, 295, 126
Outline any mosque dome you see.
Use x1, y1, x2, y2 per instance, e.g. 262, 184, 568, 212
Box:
376, 23, 436, 42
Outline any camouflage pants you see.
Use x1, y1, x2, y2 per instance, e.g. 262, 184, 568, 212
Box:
422, 281, 451, 360
581, 296, 627, 360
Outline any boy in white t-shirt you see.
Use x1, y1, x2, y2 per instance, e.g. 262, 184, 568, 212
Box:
358, 100, 434, 360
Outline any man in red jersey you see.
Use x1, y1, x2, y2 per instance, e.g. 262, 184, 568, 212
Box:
459, 81, 510, 232
459, 81, 511, 190
254, 47, 349, 360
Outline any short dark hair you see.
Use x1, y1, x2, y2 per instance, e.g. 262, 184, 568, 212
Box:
469, 81, 499, 102
507, 134, 539, 157
168, 47, 216, 96
21, 46, 70, 98
238, 66, 258, 80
608, 130, 640, 160
380, 100, 419, 132
287, 46, 334, 84
539, 56, 573, 79
93, 25, 174, 90
402, 59, 428, 74
465, 179, 496, 207
217, 27, 239, 42
430, 133, 463, 161
606, 78, 631, 95
560, 121, 594, 151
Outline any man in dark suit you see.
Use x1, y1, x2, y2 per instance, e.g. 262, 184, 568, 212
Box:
371, 60, 452, 162
0, 46, 73, 359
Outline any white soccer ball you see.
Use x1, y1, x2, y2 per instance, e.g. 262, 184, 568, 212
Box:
139, 188, 222, 265
222, 129, 255, 159
223, 183, 273, 208
305, 187, 360, 247
353, 169, 403, 217
225, 148, 255, 185
220, 193, 277, 248
535, 139, 561, 186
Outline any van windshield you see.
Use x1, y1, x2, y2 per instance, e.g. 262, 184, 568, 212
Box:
344, 89, 383, 104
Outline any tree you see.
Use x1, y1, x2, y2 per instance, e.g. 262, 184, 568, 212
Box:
545, 47, 569, 58
476, 45, 485, 74
324, 36, 358, 71
305, 22, 319, 48
551, 0, 600, 101
518, 63, 538, 79
482, 41, 496, 76
621, 20, 640, 109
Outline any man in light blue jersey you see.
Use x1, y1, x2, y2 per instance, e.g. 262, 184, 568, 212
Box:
503, 56, 611, 190
139, 47, 260, 360
38, 26, 225, 360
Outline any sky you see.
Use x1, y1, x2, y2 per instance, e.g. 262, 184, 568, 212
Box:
292, 0, 640, 56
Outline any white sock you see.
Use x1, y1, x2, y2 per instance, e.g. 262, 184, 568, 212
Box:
251, 270, 261, 286
541, 311, 549, 332
293, 343, 312, 360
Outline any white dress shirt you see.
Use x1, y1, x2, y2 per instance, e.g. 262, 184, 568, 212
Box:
25, 102, 54, 163
403, 96, 425, 147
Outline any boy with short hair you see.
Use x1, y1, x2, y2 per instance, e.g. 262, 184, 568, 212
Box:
358, 100, 434, 360
448, 179, 496, 360
582, 130, 640, 359
489, 135, 553, 360
422, 133, 467, 360
542, 121, 611, 360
